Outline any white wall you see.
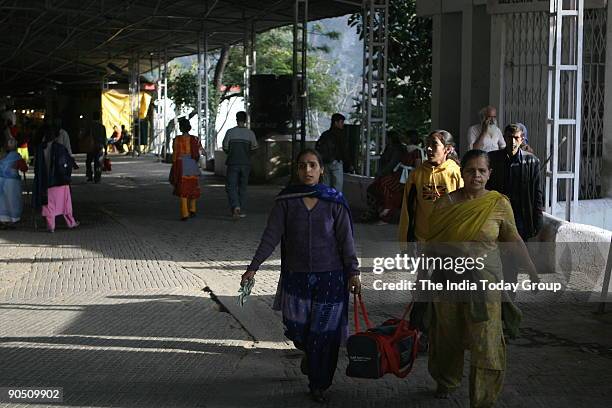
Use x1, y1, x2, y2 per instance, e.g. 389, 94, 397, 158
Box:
552, 199, 612, 232
214, 96, 244, 150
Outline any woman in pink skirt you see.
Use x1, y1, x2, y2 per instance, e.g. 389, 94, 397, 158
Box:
33, 125, 79, 232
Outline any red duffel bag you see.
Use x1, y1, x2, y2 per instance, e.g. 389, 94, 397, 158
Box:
102, 156, 112, 172
346, 294, 420, 379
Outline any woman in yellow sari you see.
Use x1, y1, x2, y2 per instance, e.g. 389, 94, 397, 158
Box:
426, 149, 539, 408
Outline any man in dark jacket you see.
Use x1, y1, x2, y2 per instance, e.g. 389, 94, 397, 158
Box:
315, 113, 352, 192
487, 124, 544, 292
487, 123, 544, 241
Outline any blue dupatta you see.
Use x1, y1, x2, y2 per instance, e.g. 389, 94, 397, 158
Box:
276, 183, 353, 232
271, 183, 354, 311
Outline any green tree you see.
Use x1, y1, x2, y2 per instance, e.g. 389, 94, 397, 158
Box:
167, 61, 197, 113
350, 0, 432, 135
221, 25, 341, 131
167, 24, 343, 141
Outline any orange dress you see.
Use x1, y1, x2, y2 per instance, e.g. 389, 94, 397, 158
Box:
170, 134, 202, 199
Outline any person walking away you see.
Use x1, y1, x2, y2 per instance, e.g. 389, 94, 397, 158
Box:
315, 113, 352, 192
169, 117, 204, 221
241, 148, 361, 403
33, 126, 79, 233
0, 137, 28, 228
466, 106, 506, 152
53, 120, 73, 157
425, 149, 539, 407
222, 111, 258, 219
54, 119, 77, 171
85, 112, 106, 183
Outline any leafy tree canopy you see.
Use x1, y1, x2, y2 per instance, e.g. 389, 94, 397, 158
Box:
221, 25, 341, 116
350, 0, 432, 135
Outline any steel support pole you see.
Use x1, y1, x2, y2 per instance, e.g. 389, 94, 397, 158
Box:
361, 0, 389, 176
545, 0, 584, 219
243, 22, 255, 127
128, 55, 137, 158
136, 58, 141, 155
198, 32, 209, 151
163, 48, 169, 162
157, 49, 163, 162
292, 0, 308, 165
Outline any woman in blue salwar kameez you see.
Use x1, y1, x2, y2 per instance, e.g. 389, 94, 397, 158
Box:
0, 138, 28, 227
242, 148, 361, 403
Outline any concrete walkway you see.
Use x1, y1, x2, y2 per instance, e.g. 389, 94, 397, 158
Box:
0, 154, 610, 408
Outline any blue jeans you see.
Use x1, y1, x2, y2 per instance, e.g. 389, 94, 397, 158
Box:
226, 165, 251, 211
322, 160, 343, 192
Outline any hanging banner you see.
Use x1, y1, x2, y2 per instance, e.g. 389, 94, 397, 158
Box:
487, 0, 606, 14
101, 90, 152, 137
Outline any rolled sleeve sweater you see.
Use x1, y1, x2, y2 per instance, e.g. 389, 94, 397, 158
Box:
247, 198, 359, 276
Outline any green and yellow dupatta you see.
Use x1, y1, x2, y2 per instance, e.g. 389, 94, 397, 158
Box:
427, 190, 504, 243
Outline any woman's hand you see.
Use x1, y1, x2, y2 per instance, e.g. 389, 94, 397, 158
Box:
348, 275, 361, 294
241, 270, 256, 285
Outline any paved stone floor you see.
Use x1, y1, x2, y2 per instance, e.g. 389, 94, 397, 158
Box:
0, 154, 610, 408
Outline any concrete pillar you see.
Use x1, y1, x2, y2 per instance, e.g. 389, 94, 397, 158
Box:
468, 5, 492, 144
459, 0, 473, 153
489, 13, 505, 128
438, 12, 463, 138
431, 13, 442, 129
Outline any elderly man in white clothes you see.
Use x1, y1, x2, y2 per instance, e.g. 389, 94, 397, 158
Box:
466, 105, 506, 152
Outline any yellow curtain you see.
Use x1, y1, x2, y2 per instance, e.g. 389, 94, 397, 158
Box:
101, 90, 152, 138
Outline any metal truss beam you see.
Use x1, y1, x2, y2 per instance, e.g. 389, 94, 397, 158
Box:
361, 0, 389, 176
545, 0, 584, 220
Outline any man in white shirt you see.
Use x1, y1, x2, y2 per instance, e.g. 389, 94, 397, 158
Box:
222, 111, 258, 219
466, 105, 506, 152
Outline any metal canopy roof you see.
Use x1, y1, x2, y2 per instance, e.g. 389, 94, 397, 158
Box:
0, 0, 360, 93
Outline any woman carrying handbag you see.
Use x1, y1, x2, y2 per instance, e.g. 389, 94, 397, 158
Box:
240, 148, 361, 403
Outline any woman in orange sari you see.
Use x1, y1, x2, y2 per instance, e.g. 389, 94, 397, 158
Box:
170, 118, 204, 220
